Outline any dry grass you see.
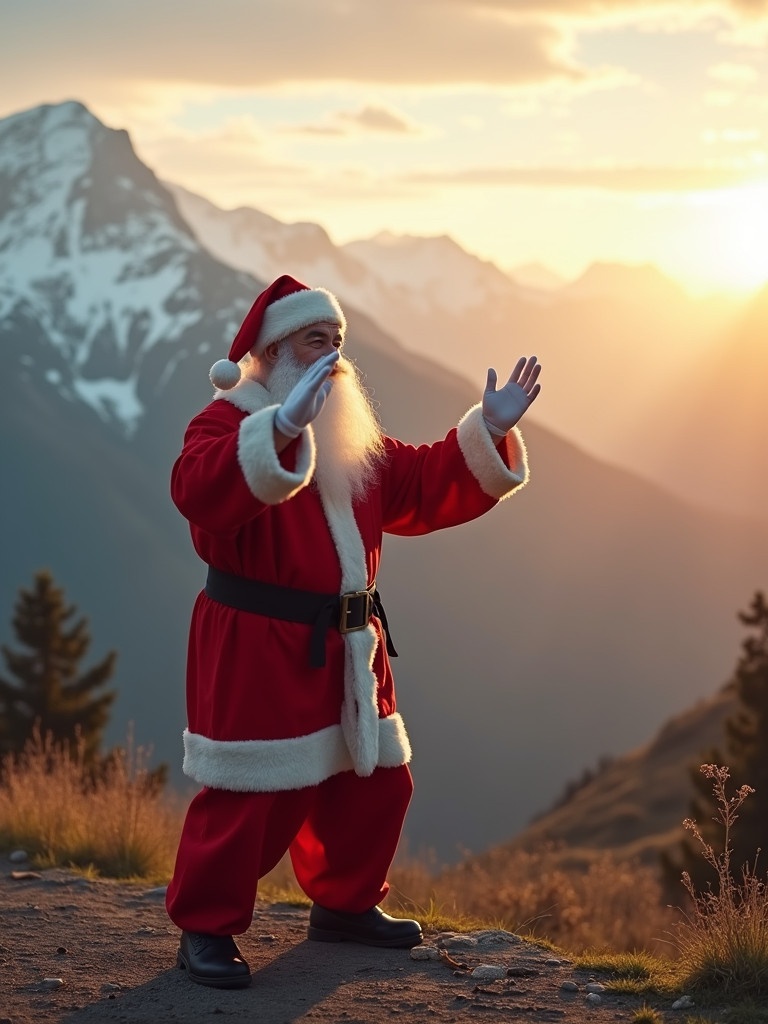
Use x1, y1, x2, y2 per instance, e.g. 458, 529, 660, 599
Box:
250, 835, 678, 952
670, 765, 768, 998
630, 1008, 664, 1024
0, 731, 182, 882
0, 732, 680, 952
5, 732, 766, 997
385, 842, 676, 954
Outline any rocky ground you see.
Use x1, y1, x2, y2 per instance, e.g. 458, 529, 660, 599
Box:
1, 864, 712, 1024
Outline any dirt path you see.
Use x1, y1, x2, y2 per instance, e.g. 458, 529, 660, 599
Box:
1, 867, 701, 1024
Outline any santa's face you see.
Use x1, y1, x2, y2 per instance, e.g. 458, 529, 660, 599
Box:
279, 321, 343, 370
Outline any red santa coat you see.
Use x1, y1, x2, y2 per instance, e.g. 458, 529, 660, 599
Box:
171, 378, 529, 793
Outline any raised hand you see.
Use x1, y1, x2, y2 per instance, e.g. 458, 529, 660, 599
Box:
482, 356, 541, 436
274, 350, 340, 438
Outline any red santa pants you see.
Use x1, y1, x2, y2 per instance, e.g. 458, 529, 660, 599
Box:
165, 764, 413, 935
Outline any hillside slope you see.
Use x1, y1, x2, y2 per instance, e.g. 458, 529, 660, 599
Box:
504, 685, 737, 867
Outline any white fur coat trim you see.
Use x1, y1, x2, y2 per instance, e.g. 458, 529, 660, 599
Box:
317, 488, 382, 778
215, 379, 316, 505
457, 405, 529, 500
182, 713, 411, 792
215, 376, 385, 777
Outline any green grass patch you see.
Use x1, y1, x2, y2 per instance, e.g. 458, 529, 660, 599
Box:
573, 949, 678, 995
386, 894, 490, 934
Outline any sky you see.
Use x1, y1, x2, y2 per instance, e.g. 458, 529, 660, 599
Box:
3, 0, 768, 293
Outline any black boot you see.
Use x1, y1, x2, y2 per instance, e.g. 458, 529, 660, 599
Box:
177, 931, 252, 989
308, 904, 423, 948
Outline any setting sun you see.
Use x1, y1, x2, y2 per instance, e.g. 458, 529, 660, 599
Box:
682, 183, 768, 293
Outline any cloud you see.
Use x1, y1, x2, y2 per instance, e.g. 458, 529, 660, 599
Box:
336, 105, 418, 134
457, 0, 768, 15
0, 1, 585, 92
708, 62, 760, 83
283, 124, 348, 137
140, 113, 768, 206
701, 128, 762, 146
3, 0, 766, 122
402, 161, 768, 192
284, 105, 420, 137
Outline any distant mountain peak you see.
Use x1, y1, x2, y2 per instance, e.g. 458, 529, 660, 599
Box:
566, 260, 687, 302
342, 231, 516, 304
2, 98, 96, 130
0, 101, 249, 436
507, 262, 567, 291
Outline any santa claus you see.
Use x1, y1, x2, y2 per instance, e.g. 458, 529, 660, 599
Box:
166, 274, 541, 988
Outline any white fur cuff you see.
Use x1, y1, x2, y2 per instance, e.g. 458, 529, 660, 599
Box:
237, 406, 316, 504
456, 405, 529, 500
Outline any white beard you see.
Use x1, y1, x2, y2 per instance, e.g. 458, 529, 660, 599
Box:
267, 348, 385, 506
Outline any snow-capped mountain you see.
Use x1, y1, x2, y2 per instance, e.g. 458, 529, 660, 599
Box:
168, 182, 398, 337
1, 102, 254, 437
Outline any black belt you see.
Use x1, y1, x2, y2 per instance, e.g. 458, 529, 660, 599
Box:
204, 566, 397, 669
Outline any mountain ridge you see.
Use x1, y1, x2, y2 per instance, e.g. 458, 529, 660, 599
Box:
168, 178, 759, 521
2, 99, 766, 861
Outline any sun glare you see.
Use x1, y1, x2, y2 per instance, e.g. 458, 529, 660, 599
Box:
684, 183, 768, 294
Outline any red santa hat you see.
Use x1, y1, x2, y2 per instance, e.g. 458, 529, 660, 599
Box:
209, 274, 347, 390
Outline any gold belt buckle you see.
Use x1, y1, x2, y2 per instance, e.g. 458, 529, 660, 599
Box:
339, 590, 374, 634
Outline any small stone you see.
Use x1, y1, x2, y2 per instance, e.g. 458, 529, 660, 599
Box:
585, 982, 606, 993
410, 945, 440, 960
471, 964, 507, 980
560, 981, 579, 992
545, 958, 562, 967
440, 936, 478, 950
585, 992, 602, 1006
506, 966, 540, 977
102, 982, 121, 991
258, 934, 278, 942
9, 849, 29, 863
474, 930, 521, 946
56, 946, 67, 955
672, 995, 694, 1010
11, 871, 42, 881
42, 978, 64, 989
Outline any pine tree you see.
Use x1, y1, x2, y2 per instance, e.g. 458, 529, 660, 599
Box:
663, 590, 768, 893
0, 570, 117, 764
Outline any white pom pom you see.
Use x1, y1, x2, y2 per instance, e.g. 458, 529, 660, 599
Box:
209, 359, 241, 390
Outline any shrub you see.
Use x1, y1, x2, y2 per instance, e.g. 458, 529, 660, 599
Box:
385, 842, 672, 953
0, 728, 182, 881
671, 764, 768, 997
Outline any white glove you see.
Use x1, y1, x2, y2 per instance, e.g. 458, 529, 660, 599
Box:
482, 356, 542, 436
274, 351, 340, 438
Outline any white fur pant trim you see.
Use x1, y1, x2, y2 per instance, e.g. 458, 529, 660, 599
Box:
182, 712, 412, 793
